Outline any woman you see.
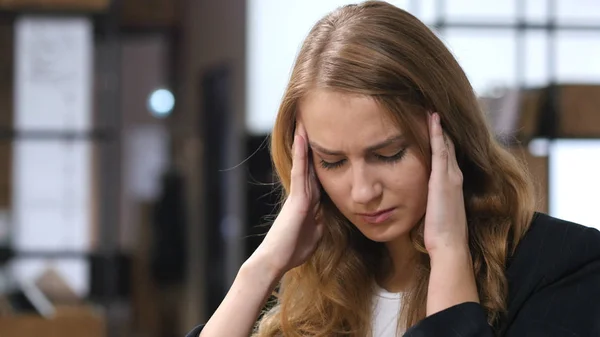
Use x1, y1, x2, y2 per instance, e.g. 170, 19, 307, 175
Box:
188, 1, 600, 336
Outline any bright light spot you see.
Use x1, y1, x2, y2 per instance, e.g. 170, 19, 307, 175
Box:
148, 89, 174, 118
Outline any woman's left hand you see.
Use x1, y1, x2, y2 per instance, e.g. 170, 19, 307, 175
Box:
423, 112, 479, 316
423, 112, 468, 255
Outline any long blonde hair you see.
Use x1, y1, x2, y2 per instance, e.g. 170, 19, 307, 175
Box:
255, 1, 535, 336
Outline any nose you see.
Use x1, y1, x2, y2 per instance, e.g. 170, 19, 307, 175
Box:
350, 164, 383, 206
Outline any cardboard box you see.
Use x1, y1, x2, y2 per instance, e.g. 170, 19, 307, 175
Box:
120, 0, 177, 27
479, 88, 542, 144
0, 0, 108, 11
1, 0, 177, 25
552, 85, 600, 138
0, 306, 106, 337
487, 84, 600, 143
517, 88, 544, 142
520, 84, 600, 140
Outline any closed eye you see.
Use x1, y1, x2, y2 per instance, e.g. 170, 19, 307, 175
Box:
374, 149, 406, 163
318, 149, 406, 170
319, 159, 345, 170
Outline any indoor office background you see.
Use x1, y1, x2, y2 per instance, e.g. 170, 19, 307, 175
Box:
0, 0, 598, 336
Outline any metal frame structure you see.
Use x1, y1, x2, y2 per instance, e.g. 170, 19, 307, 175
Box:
1, 1, 124, 336
0, 1, 182, 332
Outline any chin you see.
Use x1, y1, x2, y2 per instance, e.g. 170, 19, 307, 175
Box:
363, 231, 409, 243
354, 220, 413, 243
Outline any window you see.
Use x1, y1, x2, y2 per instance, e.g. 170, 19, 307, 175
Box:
549, 140, 600, 230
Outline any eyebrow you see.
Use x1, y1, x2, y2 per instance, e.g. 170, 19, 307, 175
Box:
309, 135, 405, 156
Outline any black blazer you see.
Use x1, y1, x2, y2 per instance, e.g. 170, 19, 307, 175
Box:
186, 213, 600, 336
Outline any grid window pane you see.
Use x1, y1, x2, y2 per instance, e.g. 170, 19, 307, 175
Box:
525, 0, 548, 24
14, 17, 93, 131
13, 140, 92, 251
524, 30, 549, 87
444, 29, 517, 94
444, 0, 516, 23
549, 140, 600, 230
415, 0, 437, 25
556, 31, 600, 83
557, 0, 600, 24
246, 0, 413, 135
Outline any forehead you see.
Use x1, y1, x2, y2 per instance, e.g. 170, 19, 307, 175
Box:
298, 90, 401, 146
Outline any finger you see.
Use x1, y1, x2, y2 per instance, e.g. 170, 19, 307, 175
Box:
290, 133, 307, 197
443, 132, 457, 169
443, 132, 464, 183
429, 112, 448, 174
296, 122, 310, 182
300, 125, 321, 204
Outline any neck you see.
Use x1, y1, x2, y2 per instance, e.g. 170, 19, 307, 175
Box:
378, 234, 418, 293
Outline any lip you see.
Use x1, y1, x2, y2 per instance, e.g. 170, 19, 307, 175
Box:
357, 207, 396, 224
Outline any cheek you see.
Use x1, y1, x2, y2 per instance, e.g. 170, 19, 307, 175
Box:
385, 159, 429, 202
387, 176, 424, 203
315, 170, 357, 217
315, 169, 346, 202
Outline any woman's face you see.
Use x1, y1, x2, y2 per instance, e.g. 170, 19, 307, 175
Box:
299, 90, 429, 244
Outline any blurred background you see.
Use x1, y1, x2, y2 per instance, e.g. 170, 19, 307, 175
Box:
0, 0, 598, 336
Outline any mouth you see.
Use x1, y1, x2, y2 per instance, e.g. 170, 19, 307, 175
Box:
357, 207, 396, 224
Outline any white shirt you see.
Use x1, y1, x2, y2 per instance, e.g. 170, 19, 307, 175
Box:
371, 286, 403, 337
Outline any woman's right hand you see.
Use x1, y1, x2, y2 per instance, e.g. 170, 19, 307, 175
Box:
197, 127, 321, 337
251, 122, 324, 277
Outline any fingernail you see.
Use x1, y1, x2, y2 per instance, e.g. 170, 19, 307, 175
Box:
433, 113, 440, 125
